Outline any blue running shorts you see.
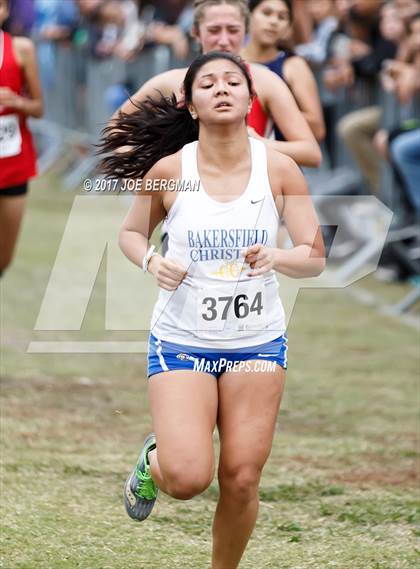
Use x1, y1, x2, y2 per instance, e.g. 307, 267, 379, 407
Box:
147, 333, 288, 379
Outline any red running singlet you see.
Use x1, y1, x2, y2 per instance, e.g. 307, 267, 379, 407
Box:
0, 31, 37, 189
245, 63, 273, 137
247, 97, 273, 137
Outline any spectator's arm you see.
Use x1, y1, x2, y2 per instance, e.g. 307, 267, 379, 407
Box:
393, 62, 420, 104
114, 1, 146, 61
323, 58, 355, 91
148, 22, 189, 60
292, 0, 313, 45
294, 17, 337, 65
351, 37, 396, 79
40, 25, 74, 41
382, 60, 420, 104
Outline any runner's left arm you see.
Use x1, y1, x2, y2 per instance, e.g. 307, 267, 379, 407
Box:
245, 152, 325, 278
0, 37, 44, 118
250, 64, 322, 167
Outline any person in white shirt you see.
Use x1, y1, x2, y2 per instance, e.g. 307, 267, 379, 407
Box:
99, 51, 325, 569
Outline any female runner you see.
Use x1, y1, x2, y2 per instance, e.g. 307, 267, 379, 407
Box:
113, 0, 321, 167
242, 0, 325, 141
100, 51, 325, 569
0, 0, 43, 277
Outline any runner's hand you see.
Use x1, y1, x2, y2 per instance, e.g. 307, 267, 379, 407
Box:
0, 87, 22, 110
148, 254, 187, 290
242, 244, 276, 276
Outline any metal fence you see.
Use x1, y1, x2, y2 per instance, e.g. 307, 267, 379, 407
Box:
31, 43, 196, 189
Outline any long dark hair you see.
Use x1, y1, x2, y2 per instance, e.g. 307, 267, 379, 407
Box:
98, 51, 254, 179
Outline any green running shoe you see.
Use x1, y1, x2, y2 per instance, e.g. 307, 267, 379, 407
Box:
124, 433, 158, 521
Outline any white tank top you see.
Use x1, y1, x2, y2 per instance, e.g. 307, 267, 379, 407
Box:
150, 137, 286, 349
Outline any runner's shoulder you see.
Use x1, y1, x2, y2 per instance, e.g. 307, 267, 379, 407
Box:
266, 147, 300, 192
11, 36, 36, 66
249, 61, 283, 83
267, 146, 297, 172
248, 62, 287, 102
283, 55, 312, 84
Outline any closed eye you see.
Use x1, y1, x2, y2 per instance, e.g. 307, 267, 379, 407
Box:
200, 81, 240, 88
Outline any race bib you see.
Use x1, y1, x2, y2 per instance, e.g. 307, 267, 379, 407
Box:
0, 114, 22, 158
196, 278, 266, 339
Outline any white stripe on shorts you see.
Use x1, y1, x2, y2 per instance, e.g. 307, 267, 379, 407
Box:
283, 336, 288, 368
155, 338, 169, 372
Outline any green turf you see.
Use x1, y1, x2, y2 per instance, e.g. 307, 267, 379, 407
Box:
1, 175, 419, 568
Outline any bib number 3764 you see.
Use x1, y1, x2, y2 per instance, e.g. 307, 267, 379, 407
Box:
202, 292, 262, 321
196, 281, 266, 335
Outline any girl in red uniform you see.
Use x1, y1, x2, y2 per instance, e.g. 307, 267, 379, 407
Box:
0, 0, 43, 277
242, 0, 325, 141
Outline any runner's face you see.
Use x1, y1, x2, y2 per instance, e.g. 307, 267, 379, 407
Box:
190, 59, 251, 125
250, 0, 291, 47
0, 0, 9, 27
196, 5, 246, 54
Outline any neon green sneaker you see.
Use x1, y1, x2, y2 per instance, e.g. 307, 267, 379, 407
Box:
124, 433, 158, 521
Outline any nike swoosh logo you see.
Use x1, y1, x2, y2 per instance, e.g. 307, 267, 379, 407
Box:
250, 199, 264, 204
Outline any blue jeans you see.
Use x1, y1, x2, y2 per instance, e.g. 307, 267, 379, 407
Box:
390, 129, 420, 213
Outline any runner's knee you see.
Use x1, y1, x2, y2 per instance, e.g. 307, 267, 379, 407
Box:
218, 464, 262, 503
163, 463, 214, 500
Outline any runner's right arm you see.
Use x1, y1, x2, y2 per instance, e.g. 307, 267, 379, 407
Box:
119, 155, 187, 290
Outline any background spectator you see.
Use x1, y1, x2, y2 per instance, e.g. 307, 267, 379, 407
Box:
327, 1, 405, 193
294, 0, 338, 65
4, 0, 35, 36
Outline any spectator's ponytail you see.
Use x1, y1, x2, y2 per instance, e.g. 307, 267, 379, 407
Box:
98, 94, 198, 180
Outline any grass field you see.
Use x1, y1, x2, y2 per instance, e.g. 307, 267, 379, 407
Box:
1, 174, 419, 568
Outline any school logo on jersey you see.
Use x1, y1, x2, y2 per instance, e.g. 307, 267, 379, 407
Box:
187, 228, 268, 263
211, 260, 247, 279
